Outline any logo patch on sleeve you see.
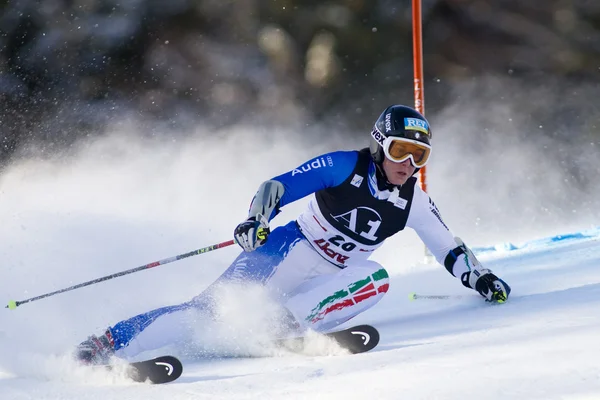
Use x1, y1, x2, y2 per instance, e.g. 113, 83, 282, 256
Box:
428, 198, 449, 230
291, 157, 331, 176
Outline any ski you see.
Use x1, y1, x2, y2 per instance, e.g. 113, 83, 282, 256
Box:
106, 355, 183, 384
95, 325, 377, 384
277, 324, 379, 354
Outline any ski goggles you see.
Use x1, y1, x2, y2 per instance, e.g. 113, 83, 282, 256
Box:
371, 129, 432, 167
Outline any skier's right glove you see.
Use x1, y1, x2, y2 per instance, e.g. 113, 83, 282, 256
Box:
234, 214, 270, 252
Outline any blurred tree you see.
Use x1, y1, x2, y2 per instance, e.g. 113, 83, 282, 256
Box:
0, 0, 598, 166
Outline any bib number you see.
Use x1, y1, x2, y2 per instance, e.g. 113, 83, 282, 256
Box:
313, 235, 357, 264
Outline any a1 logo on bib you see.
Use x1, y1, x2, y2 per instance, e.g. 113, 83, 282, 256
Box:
331, 207, 382, 242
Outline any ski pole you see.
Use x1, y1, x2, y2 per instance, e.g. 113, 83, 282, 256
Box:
408, 292, 466, 301
5, 239, 236, 310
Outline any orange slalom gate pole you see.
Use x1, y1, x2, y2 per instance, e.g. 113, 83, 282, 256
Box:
412, 0, 434, 261
412, 0, 427, 193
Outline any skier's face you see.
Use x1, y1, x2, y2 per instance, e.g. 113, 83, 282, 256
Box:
382, 157, 415, 186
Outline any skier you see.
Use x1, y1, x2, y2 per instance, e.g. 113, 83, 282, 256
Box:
75, 105, 511, 364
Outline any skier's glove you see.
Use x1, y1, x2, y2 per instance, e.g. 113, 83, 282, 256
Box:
463, 269, 511, 303
234, 214, 270, 252
445, 237, 511, 303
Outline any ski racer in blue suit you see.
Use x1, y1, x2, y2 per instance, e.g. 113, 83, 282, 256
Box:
75, 105, 511, 364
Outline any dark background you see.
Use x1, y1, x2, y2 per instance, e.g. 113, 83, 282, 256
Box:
1, 0, 599, 174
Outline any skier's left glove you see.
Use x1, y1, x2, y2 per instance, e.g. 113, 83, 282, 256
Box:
234, 214, 270, 252
463, 269, 511, 303
445, 237, 511, 303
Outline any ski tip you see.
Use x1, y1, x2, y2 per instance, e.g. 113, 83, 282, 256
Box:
334, 324, 380, 354
127, 355, 183, 384
348, 325, 380, 353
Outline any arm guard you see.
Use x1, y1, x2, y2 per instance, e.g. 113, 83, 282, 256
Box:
443, 237, 489, 289
248, 180, 286, 221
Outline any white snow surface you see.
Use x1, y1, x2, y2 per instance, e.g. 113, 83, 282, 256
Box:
1, 130, 600, 399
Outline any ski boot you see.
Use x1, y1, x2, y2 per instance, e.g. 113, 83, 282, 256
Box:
276, 307, 303, 338
74, 329, 116, 365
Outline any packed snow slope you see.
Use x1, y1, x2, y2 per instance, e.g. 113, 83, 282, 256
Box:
2, 226, 600, 399
1, 128, 599, 399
